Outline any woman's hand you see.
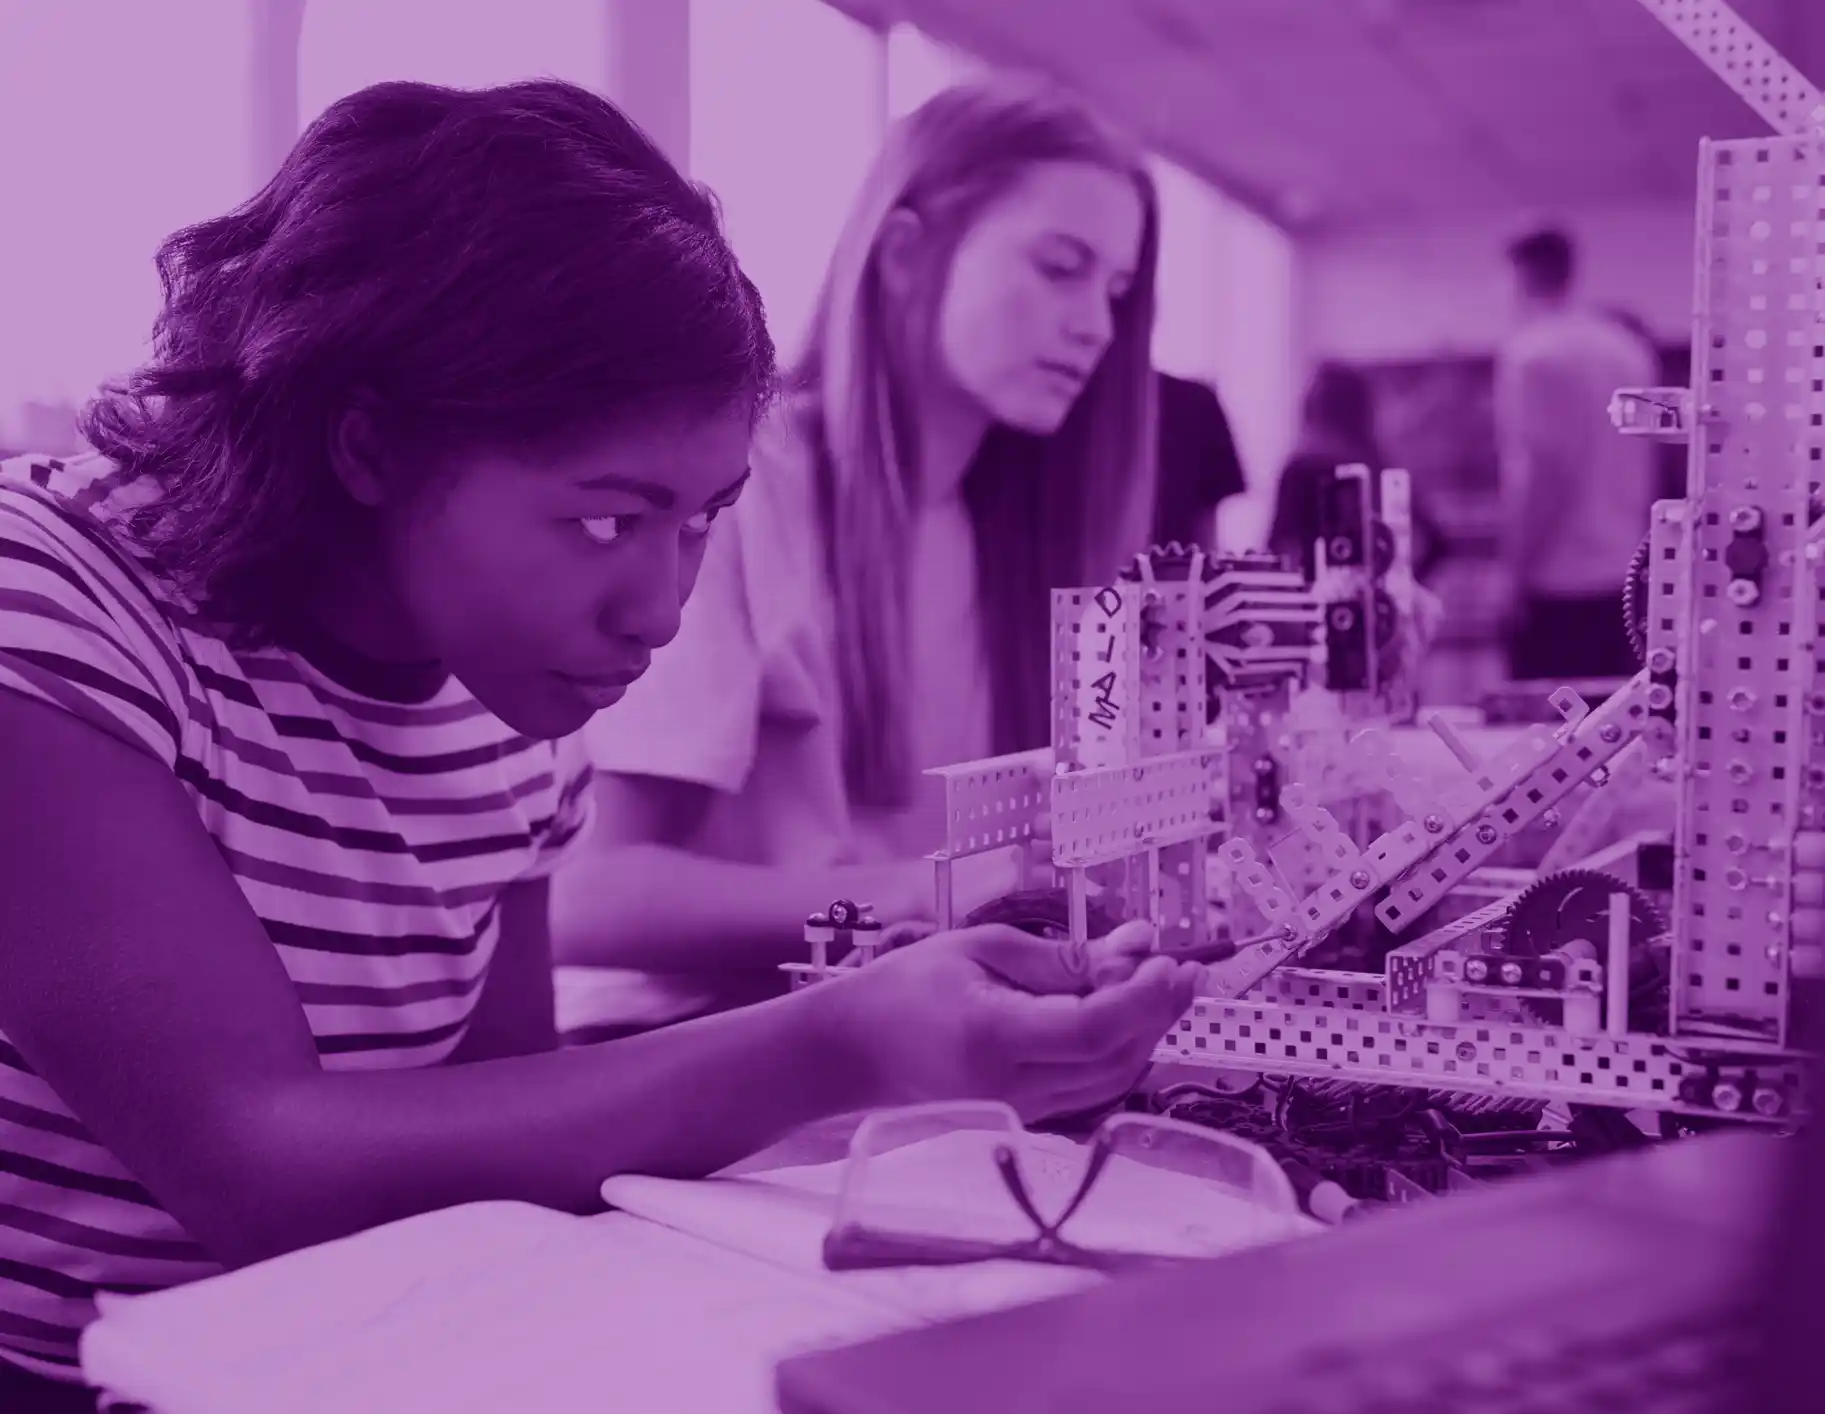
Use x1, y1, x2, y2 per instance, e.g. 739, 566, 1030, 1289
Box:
819, 922, 1198, 1124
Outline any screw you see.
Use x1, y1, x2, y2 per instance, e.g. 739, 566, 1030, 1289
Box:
1475, 823, 1498, 845
1729, 505, 1764, 534
1349, 869, 1371, 890
1598, 723, 1621, 743
1423, 814, 1445, 834
1728, 687, 1757, 712
1455, 1042, 1476, 1061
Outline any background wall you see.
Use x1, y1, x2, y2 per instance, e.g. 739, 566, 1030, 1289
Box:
299, 0, 604, 118
1299, 199, 1696, 362
691, 0, 885, 366
0, 0, 254, 446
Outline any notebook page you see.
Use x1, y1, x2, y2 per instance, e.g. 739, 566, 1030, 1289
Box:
85, 1205, 909, 1414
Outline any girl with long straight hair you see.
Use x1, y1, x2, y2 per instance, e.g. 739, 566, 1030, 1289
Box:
555, 78, 1164, 1035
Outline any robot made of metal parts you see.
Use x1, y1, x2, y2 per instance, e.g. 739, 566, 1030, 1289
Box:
782, 898, 884, 989
902, 543, 1322, 968
1153, 0, 1825, 1125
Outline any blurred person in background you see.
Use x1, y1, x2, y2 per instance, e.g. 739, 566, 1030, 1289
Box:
552, 78, 1164, 1042
1495, 228, 1656, 681
1152, 368, 1245, 549
1269, 360, 1446, 584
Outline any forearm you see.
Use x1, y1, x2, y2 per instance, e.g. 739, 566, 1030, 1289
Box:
549, 842, 914, 972
236, 981, 878, 1265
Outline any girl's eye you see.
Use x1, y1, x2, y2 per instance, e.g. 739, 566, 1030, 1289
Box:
683, 505, 725, 538
577, 504, 724, 548
579, 515, 635, 546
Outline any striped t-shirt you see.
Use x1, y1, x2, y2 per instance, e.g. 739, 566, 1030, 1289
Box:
0, 451, 595, 1380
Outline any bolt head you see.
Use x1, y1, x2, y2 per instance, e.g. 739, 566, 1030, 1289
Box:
1349, 869, 1371, 890
1475, 823, 1498, 845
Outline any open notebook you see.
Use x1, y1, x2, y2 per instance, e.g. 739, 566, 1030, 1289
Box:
601, 1126, 1319, 1323
79, 1130, 1315, 1414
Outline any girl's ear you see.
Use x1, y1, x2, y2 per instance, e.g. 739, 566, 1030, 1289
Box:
875, 207, 928, 301
328, 398, 391, 508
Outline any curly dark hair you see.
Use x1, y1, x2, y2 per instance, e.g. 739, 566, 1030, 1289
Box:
80, 79, 776, 643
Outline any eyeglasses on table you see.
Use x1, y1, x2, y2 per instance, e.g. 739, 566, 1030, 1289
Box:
823, 1100, 1305, 1277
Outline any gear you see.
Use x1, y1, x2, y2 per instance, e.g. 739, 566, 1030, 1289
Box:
1498, 869, 1670, 1033
1121, 542, 1220, 584
1622, 530, 1651, 666
1500, 868, 1661, 955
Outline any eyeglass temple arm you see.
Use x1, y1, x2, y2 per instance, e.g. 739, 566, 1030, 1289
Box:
993, 1136, 1116, 1238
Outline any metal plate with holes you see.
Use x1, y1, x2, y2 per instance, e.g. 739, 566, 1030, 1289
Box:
1671, 136, 1822, 1045
1053, 586, 1141, 768
1637, 0, 1825, 137
1386, 897, 1514, 1010
929, 749, 1051, 858
1049, 750, 1222, 867
1155, 998, 1807, 1121
1134, 580, 1204, 752
1374, 680, 1657, 930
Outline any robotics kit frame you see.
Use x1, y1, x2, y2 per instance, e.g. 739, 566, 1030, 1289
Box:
792, 0, 1824, 1127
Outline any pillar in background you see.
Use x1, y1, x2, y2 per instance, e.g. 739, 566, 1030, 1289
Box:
250, 0, 309, 189
605, 0, 691, 172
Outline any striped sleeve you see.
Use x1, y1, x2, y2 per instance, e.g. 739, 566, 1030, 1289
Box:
519, 729, 596, 879
0, 484, 187, 767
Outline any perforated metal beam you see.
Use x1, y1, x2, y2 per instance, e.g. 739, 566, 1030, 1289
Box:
1635, 0, 1825, 135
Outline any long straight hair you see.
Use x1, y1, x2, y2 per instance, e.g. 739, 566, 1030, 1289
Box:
790, 78, 1161, 811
